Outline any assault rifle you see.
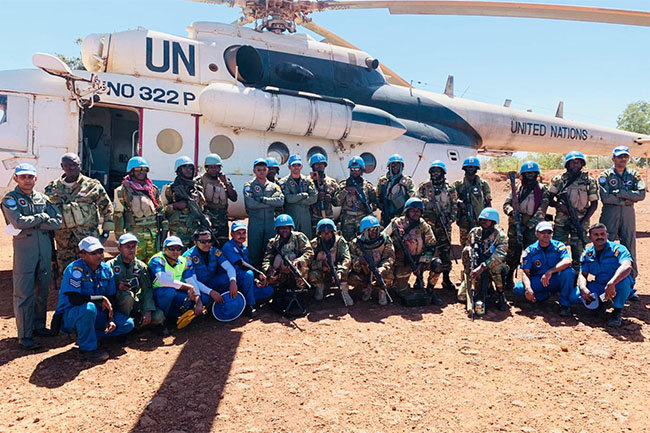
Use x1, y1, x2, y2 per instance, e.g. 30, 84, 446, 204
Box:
393, 221, 426, 291
310, 171, 328, 218
557, 192, 588, 247
173, 182, 217, 242
379, 180, 391, 227
430, 189, 458, 264
318, 238, 346, 303
347, 178, 373, 215
155, 213, 166, 252
271, 244, 310, 316
466, 232, 489, 319
357, 241, 393, 303
465, 189, 477, 230
508, 171, 523, 245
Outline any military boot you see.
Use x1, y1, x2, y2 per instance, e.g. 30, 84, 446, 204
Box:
378, 289, 388, 306
442, 271, 455, 291
362, 286, 372, 302
606, 308, 622, 327
340, 282, 354, 306
427, 272, 440, 289
496, 291, 508, 311
314, 283, 325, 301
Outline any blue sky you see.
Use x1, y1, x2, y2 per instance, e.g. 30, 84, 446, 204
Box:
1, 0, 648, 128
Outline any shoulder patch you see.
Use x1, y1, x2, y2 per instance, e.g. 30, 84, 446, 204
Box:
4, 197, 16, 207
215, 250, 222, 257
598, 177, 606, 184
113, 266, 121, 274
192, 255, 200, 264
557, 245, 567, 251
71, 269, 83, 279
17, 198, 27, 207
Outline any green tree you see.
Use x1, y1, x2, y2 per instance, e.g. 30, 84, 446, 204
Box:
617, 101, 650, 134
55, 38, 85, 71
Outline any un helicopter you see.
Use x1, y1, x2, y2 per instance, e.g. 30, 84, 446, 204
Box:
0, 0, 649, 218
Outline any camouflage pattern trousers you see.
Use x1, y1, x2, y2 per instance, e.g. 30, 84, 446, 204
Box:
54, 226, 99, 277
458, 246, 508, 301
553, 221, 588, 272
340, 211, 366, 241
205, 207, 229, 248
132, 224, 159, 263
505, 222, 537, 275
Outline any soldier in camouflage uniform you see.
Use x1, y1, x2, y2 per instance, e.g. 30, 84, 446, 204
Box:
334, 156, 378, 241
199, 153, 238, 248
308, 218, 353, 306
376, 154, 415, 227
308, 153, 340, 235
114, 157, 163, 263
598, 146, 646, 280
453, 156, 492, 247
244, 158, 285, 268
549, 151, 598, 271
262, 214, 314, 292
503, 160, 550, 290
460, 207, 509, 312
383, 197, 443, 305
280, 155, 318, 239
417, 160, 457, 291
348, 215, 395, 305
45, 153, 114, 276
161, 156, 207, 249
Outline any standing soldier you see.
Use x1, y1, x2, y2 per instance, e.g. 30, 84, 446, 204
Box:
348, 216, 395, 305
45, 153, 114, 274
2, 163, 62, 349
266, 157, 280, 183
460, 208, 509, 312
308, 153, 339, 235
598, 145, 645, 280
549, 151, 598, 271
376, 154, 415, 227
453, 156, 492, 247
417, 160, 457, 291
200, 153, 238, 247
162, 156, 207, 249
308, 218, 353, 306
503, 161, 550, 290
383, 197, 443, 305
335, 156, 378, 241
244, 159, 285, 268
113, 156, 163, 262
280, 155, 318, 239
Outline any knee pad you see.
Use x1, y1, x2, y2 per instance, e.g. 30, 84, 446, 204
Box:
430, 258, 443, 274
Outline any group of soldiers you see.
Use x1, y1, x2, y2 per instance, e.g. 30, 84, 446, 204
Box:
1, 144, 644, 361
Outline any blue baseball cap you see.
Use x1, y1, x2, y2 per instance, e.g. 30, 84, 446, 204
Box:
288, 154, 303, 166
78, 236, 104, 253
14, 163, 37, 176
231, 221, 247, 232
118, 233, 139, 245
163, 236, 184, 248
613, 146, 630, 157
211, 291, 246, 322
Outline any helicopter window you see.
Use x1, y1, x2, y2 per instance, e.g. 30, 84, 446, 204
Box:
267, 141, 290, 165
224, 45, 264, 85
0, 95, 6, 124
360, 152, 376, 174
307, 146, 327, 163
209, 135, 234, 160
447, 150, 459, 162
156, 128, 183, 154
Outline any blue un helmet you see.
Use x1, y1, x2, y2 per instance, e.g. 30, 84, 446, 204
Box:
266, 157, 280, 168
359, 215, 380, 233
564, 151, 586, 168
429, 160, 447, 174
253, 158, 268, 168
126, 156, 149, 172
204, 153, 223, 166
404, 197, 424, 212
348, 156, 366, 170
462, 156, 481, 170
520, 160, 540, 174
274, 214, 295, 229
316, 218, 337, 233
174, 156, 194, 172
478, 207, 500, 224
288, 154, 303, 167
309, 153, 327, 167
387, 154, 404, 167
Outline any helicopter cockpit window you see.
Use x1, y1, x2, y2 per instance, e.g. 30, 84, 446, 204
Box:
224, 45, 264, 85
360, 152, 376, 174
307, 146, 327, 163
267, 141, 289, 165
0, 95, 7, 125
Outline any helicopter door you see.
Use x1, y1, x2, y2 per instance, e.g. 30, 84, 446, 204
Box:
81, 106, 139, 197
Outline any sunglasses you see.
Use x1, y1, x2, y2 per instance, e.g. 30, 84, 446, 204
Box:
86, 249, 104, 255
166, 246, 183, 252
196, 239, 212, 244
132, 167, 149, 173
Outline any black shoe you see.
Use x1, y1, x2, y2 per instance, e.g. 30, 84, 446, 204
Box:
606, 309, 622, 328
33, 328, 55, 337
79, 348, 109, 362
18, 338, 41, 350
559, 306, 572, 317
629, 293, 639, 302
244, 306, 258, 318
496, 293, 508, 311
153, 324, 170, 337
430, 292, 442, 306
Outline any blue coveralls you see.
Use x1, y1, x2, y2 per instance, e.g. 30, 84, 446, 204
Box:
514, 240, 581, 306
182, 245, 233, 304
222, 239, 274, 306
148, 253, 199, 320
55, 259, 134, 352
580, 240, 634, 309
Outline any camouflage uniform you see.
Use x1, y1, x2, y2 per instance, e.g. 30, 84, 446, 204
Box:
549, 172, 598, 270
161, 178, 206, 248
200, 172, 236, 247
244, 179, 285, 268
114, 181, 163, 263
376, 173, 415, 226
308, 234, 351, 295
418, 178, 458, 274
334, 177, 378, 241
598, 167, 646, 279
262, 231, 314, 291
45, 174, 114, 273
383, 215, 438, 292
459, 225, 508, 302
348, 232, 395, 302
309, 172, 340, 234
453, 176, 492, 247
503, 181, 550, 284
280, 174, 318, 239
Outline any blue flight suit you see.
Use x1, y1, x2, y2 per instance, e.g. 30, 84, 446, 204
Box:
55, 259, 134, 352
182, 245, 232, 303
580, 241, 634, 309
222, 239, 274, 306
148, 253, 201, 319
514, 240, 581, 306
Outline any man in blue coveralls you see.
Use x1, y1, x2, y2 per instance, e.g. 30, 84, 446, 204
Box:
514, 221, 581, 316
222, 221, 274, 317
578, 223, 634, 327
54, 236, 134, 362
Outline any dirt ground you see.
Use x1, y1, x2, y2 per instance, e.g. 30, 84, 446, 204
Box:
2, 170, 650, 433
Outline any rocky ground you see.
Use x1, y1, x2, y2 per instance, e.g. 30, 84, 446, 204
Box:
1, 170, 650, 432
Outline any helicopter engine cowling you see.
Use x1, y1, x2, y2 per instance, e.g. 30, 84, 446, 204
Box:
199, 82, 406, 144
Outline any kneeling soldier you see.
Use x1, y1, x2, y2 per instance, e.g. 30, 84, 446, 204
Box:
308, 218, 353, 306
349, 216, 395, 305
